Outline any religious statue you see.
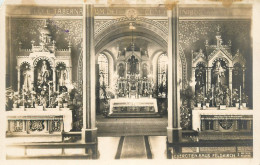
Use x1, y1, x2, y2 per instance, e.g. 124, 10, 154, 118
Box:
118, 63, 125, 78
195, 66, 205, 88
38, 61, 50, 84
57, 68, 67, 87
142, 63, 148, 78
23, 65, 31, 92
128, 55, 138, 75
213, 61, 226, 87
99, 72, 105, 86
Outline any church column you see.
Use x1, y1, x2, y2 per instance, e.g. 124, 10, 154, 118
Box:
53, 67, 56, 92
31, 66, 34, 88
167, 5, 182, 143
191, 67, 196, 93
229, 67, 233, 105
17, 67, 20, 92
81, 4, 97, 143
207, 67, 212, 92
68, 67, 72, 83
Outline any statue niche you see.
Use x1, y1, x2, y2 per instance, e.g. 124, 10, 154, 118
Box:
128, 55, 139, 75
118, 63, 125, 78
142, 63, 148, 78
34, 60, 52, 91
20, 63, 32, 92
56, 63, 67, 92
195, 64, 206, 95
212, 60, 228, 88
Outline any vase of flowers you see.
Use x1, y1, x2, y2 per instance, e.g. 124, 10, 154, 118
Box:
195, 92, 204, 108
232, 89, 240, 108
242, 92, 248, 108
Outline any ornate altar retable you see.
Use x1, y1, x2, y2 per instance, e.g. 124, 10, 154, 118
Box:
6, 20, 73, 136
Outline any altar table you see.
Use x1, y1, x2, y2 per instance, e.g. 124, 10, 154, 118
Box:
109, 98, 158, 114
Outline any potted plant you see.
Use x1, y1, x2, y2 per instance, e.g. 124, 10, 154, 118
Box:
242, 92, 248, 108
195, 92, 204, 108
12, 92, 19, 108
205, 89, 212, 108
232, 89, 240, 108
62, 92, 69, 108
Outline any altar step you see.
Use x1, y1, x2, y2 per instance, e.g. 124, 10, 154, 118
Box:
107, 112, 161, 118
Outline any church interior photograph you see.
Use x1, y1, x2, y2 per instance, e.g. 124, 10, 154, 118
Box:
3, 0, 255, 160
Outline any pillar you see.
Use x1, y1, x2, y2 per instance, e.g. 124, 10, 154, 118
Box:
68, 67, 72, 83
191, 67, 196, 93
242, 67, 246, 90
17, 67, 20, 92
31, 66, 34, 91
53, 67, 56, 91
167, 6, 182, 143
81, 4, 97, 143
229, 67, 233, 105
206, 67, 211, 92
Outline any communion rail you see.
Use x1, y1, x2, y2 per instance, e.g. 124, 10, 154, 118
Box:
6, 141, 98, 159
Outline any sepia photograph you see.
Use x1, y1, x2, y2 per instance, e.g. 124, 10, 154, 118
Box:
0, 0, 259, 164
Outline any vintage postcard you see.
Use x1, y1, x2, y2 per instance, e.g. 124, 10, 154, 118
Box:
0, 0, 259, 164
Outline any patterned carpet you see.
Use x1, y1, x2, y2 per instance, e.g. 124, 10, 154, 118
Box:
96, 115, 168, 136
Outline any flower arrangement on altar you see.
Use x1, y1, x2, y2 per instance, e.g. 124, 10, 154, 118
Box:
195, 91, 204, 107
232, 88, 240, 106
242, 91, 248, 107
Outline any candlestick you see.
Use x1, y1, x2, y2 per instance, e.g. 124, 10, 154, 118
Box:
240, 85, 242, 104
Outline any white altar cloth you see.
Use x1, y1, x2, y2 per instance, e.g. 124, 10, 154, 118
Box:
109, 98, 158, 114
5, 109, 72, 132
192, 109, 253, 131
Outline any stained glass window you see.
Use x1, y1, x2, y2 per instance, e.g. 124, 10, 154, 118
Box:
158, 54, 168, 86
98, 54, 109, 86
157, 54, 168, 97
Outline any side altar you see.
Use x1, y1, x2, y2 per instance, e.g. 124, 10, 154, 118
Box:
189, 26, 252, 134
6, 20, 73, 136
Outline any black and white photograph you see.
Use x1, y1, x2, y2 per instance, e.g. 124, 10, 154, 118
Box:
0, 0, 259, 164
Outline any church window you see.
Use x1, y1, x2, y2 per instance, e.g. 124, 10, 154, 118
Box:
98, 54, 109, 87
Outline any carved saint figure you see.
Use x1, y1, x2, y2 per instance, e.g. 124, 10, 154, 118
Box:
39, 61, 50, 84
23, 65, 31, 91
142, 63, 148, 78
57, 68, 67, 87
128, 55, 138, 75
99, 72, 105, 86
213, 61, 226, 86
118, 63, 125, 78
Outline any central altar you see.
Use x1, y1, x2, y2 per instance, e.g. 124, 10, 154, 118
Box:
97, 23, 166, 117
108, 98, 158, 117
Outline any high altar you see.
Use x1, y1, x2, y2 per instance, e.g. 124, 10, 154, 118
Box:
99, 23, 161, 116
6, 20, 73, 136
